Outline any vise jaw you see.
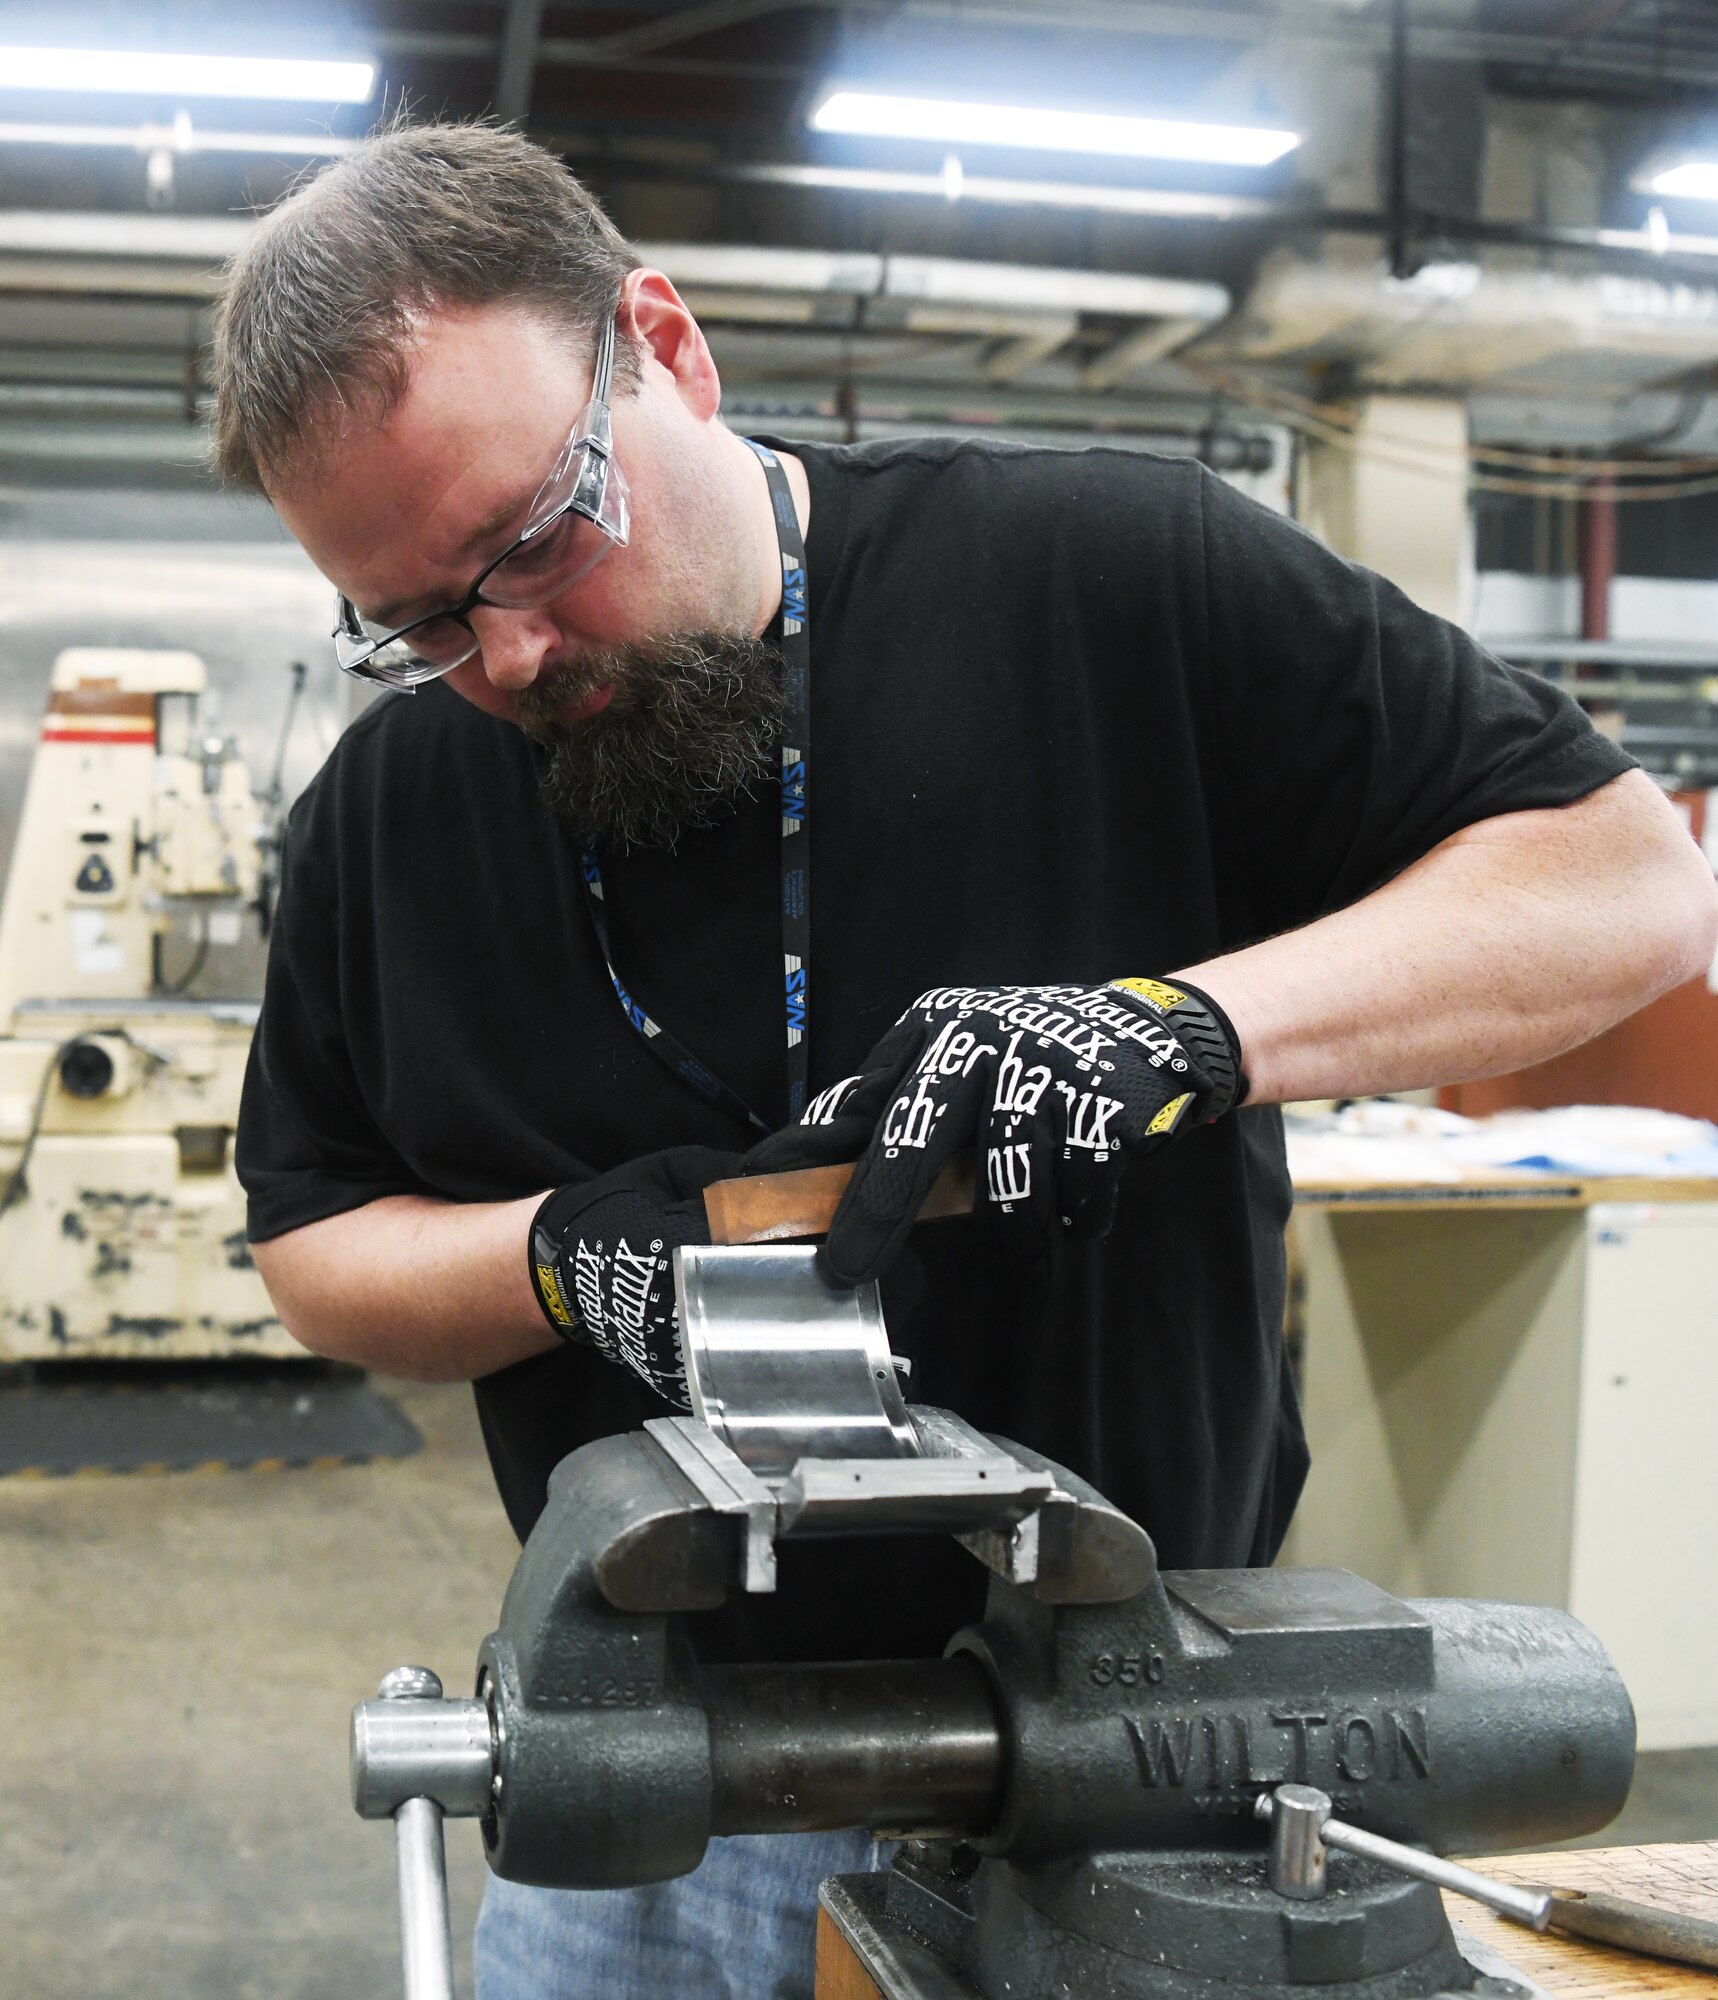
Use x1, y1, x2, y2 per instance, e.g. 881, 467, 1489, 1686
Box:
470, 1390, 1163, 1888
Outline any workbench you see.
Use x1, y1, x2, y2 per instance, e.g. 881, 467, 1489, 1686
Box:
814, 1843, 1718, 1999
1452, 1843, 1718, 2000
1282, 1172, 1718, 1749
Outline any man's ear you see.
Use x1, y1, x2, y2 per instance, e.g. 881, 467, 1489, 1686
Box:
621, 269, 721, 420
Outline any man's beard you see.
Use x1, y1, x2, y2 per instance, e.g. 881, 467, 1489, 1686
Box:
515, 634, 786, 851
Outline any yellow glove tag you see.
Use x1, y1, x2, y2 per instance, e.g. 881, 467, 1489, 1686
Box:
535, 1263, 576, 1327
1113, 976, 1188, 1013
1146, 1092, 1195, 1137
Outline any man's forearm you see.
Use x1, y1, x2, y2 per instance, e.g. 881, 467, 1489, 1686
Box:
252, 1191, 558, 1380
1179, 769, 1718, 1106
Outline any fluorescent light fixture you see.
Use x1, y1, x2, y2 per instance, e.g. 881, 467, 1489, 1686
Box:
0, 119, 355, 157
810, 89, 1298, 167
745, 160, 1718, 260
740, 160, 1276, 223
1650, 161, 1718, 202
0, 46, 374, 103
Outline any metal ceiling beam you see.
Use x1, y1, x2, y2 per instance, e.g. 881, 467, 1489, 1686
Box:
1081, 319, 1218, 391
582, 0, 817, 60
496, 0, 547, 123
981, 321, 1079, 382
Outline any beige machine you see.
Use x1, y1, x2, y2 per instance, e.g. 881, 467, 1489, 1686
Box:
0, 648, 294, 1360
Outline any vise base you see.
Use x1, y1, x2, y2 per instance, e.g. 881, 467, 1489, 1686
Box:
824, 1843, 1538, 2000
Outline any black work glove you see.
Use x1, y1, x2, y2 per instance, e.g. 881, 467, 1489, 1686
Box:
752, 979, 1246, 1287
526, 1145, 741, 1407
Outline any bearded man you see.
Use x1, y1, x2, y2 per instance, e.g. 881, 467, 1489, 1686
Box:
219, 121, 1717, 2000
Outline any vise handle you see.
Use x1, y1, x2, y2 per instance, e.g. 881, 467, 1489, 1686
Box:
703, 1154, 976, 1246
1259, 1787, 1718, 1974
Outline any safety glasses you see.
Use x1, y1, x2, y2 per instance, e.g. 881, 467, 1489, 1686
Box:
332, 312, 631, 691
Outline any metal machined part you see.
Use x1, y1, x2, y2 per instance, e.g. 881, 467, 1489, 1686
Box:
776, 1453, 1053, 1540
653, 1388, 1156, 1605
674, 1243, 916, 1475
645, 1414, 781, 1593
645, 1412, 1057, 1589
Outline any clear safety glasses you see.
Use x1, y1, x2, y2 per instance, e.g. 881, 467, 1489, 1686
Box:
332, 313, 632, 691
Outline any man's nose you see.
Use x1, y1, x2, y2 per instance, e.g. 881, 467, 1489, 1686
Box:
468, 605, 558, 691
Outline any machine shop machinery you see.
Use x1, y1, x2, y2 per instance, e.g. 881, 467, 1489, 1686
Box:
0, 647, 293, 1361
352, 1242, 1637, 2000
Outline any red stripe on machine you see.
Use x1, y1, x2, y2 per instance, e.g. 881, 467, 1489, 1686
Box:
41, 724, 157, 744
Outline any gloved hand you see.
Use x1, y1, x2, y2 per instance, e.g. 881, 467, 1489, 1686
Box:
758, 979, 1246, 1286
526, 1145, 741, 1406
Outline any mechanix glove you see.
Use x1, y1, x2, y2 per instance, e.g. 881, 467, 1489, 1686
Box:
526, 1145, 742, 1407
781, 979, 1246, 1287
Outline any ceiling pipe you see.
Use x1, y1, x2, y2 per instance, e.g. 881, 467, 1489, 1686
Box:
1579, 485, 1618, 643
1386, 0, 1413, 283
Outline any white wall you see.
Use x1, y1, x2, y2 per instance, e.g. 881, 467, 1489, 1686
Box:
1473, 571, 1718, 644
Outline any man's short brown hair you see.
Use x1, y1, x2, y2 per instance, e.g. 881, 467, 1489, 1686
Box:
211, 120, 640, 492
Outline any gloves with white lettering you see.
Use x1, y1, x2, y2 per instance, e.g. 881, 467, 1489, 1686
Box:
782, 979, 1246, 1286
526, 1146, 741, 1407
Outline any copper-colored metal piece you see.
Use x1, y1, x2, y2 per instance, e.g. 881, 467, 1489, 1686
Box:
704, 1156, 977, 1247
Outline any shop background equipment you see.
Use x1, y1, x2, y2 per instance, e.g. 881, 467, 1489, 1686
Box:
0, 646, 293, 1361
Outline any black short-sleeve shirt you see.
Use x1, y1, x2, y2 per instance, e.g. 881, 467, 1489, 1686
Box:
238, 439, 1632, 1660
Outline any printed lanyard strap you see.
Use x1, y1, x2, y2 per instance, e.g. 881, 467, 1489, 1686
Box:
578, 438, 811, 1134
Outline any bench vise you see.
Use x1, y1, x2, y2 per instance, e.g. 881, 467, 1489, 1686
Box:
351, 1246, 1635, 2000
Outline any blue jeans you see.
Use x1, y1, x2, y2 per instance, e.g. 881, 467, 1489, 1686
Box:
473, 1829, 889, 2000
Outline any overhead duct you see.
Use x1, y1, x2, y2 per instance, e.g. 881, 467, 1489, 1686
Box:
637, 243, 1229, 379
1203, 247, 1718, 395
0, 212, 252, 299
0, 218, 1230, 387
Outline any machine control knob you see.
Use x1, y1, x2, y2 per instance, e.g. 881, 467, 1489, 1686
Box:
73, 852, 115, 896
58, 1040, 115, 1100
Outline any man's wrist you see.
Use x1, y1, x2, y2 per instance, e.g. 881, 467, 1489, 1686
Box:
1163, 978, 1249, 1116
1114, 975, 1249, 1119
528, 1184, 582, 1338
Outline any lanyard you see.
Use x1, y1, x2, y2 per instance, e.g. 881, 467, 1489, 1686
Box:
578, 439, 811, 1134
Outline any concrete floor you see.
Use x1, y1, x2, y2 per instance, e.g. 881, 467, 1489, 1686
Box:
0, 1380, 516, 2000
2, 1380, 1713, 2000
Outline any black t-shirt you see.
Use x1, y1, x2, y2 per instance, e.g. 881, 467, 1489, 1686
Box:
238, 438, 1631, 1661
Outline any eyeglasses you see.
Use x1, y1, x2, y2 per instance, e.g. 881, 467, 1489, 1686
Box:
332, 312, 631, 691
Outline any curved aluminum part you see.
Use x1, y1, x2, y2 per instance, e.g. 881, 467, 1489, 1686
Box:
674, 1243, 916, 1476
351, 1694, 495, 1818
